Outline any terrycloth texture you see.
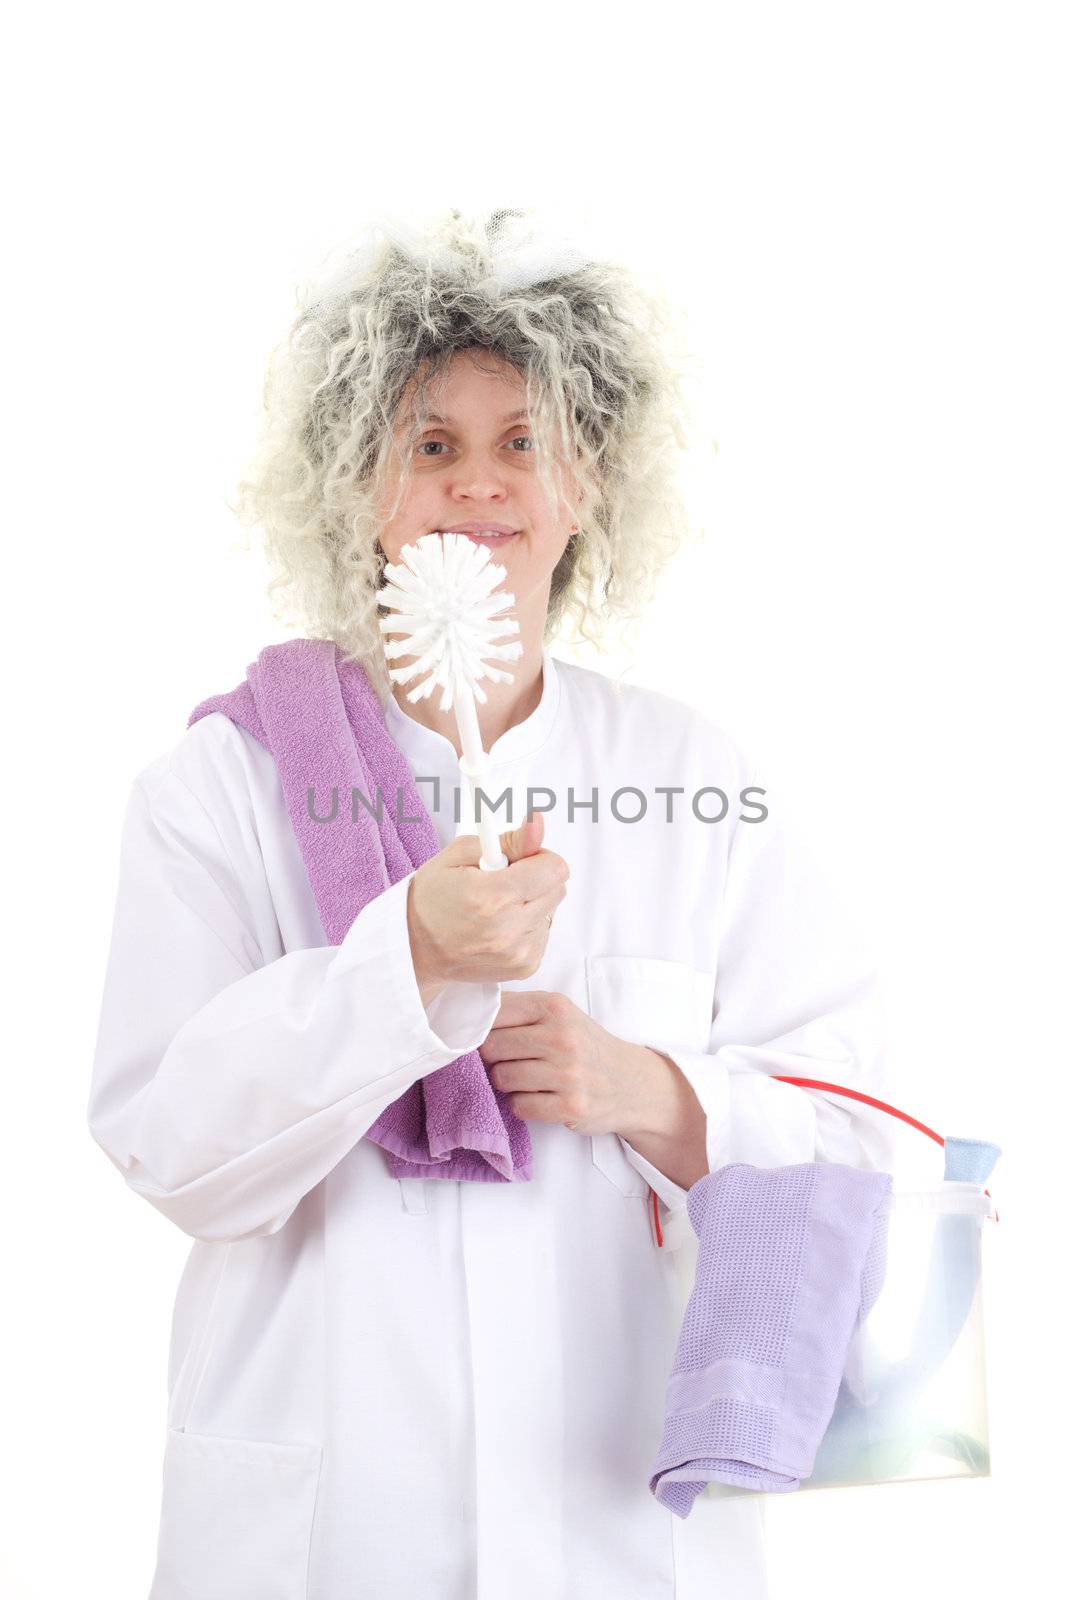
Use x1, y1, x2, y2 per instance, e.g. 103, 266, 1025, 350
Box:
188, 637, 533, 1183
650, 1161, 893, 1513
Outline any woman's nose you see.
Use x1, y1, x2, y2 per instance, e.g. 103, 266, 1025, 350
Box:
449, 465, 509, 498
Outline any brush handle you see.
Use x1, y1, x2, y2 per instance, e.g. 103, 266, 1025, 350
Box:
454, 679, 508, 872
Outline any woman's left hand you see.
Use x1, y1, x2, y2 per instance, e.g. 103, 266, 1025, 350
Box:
479, 989, 668, 1138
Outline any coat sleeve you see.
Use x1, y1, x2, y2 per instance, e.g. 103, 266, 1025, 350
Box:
621, 778, 896, 1213
86, 767, 502, 1244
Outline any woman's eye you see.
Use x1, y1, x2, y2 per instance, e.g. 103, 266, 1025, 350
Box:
415, 435, 535, 458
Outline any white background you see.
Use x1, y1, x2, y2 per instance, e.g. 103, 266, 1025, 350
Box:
3, 2, 1062, 1594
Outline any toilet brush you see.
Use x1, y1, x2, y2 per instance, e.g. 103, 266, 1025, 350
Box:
377, 530, 524, 871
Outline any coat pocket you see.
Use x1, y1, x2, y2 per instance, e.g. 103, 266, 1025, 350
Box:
148, 1427, 322, 1600
585, 953, 716, 1196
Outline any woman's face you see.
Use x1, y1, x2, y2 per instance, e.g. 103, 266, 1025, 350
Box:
375, 348, 577, 619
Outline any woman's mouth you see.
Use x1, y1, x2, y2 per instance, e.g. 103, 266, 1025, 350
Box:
434, 529, 520, 548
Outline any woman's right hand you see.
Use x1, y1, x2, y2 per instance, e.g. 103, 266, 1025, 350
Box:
406, 811, 569, 999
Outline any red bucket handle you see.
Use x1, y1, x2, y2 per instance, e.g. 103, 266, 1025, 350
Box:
647, 1073, 998, 1249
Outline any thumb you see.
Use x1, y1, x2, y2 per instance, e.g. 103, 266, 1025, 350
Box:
498, 807, 545, 863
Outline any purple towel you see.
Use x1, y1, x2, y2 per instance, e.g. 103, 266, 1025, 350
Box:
188, 636, 533, 1183
650, 1161, 893, 1513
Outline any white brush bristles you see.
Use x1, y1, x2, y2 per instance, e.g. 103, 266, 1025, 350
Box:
377, 531, 524, 712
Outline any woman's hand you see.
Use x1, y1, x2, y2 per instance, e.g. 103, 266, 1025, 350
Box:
407, 811, 569, 993
479, 989, 675, 1138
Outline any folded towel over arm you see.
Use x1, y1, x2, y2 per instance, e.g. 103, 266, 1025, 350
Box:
650, 1160, 893, 1514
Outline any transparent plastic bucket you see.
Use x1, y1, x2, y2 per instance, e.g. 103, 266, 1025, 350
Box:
694, 1079, 1002, 1498
801, 1178, 997, 1491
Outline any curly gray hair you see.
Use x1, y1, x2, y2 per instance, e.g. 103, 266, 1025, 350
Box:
230, 208, 701, 706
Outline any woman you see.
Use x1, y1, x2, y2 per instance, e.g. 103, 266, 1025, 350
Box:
88, 209, 894, 1600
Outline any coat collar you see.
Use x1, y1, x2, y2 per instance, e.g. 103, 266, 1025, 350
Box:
384, 648, 562, 769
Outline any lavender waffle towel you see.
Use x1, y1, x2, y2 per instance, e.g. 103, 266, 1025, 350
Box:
650, 1161, 893, 1513
188, 637, 533, 1183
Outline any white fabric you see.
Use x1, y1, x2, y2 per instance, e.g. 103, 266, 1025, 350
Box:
87, 648, 894, 1600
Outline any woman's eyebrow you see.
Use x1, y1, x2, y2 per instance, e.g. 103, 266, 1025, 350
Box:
420, 408, 530, 426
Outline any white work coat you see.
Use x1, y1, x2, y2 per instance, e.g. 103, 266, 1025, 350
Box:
87, 647, 894, 1600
